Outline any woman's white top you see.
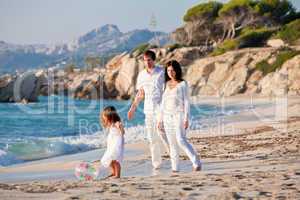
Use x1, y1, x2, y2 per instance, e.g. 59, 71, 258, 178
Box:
159, 81, 190, 122
101, 126, 124, 168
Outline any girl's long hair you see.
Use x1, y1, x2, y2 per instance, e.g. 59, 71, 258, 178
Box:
165, 60, 184, 83
100, 106, 121, 128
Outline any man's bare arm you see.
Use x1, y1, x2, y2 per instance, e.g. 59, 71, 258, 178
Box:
127, 88, 144, 120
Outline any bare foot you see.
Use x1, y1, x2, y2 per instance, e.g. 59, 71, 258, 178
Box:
193, 165, 202, 172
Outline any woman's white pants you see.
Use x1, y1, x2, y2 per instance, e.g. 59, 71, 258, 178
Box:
163, 113, 200, 171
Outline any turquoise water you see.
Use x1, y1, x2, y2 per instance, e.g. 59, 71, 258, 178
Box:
0, 95, 245, 166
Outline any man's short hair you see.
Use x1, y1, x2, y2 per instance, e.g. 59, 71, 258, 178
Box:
144, 50, 156, 61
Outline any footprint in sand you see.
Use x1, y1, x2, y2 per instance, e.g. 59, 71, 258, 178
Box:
182, 187, 194, 191
68, 196, 80, 200
259, 191, 272, 197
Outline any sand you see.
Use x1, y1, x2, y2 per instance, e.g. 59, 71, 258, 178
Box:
0, 97, 299, 199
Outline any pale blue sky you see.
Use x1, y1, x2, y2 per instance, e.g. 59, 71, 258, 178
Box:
0, 0, 299, 45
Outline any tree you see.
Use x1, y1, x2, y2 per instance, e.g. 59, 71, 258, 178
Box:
255, 0, 296, 23
217, 0, 264, 40
174, 1, 223, 46
172, 0, 299, 48
183, 1, 222, 22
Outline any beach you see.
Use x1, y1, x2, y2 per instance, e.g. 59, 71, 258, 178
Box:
0, 97, 299, 199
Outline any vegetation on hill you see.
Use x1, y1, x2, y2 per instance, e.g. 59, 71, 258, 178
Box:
255, 48, 300, 75
173, 0, 299, 51
276, 19, 300, 44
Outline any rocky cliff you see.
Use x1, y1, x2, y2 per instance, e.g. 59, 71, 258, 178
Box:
186, 47, 300, 96
50, 45, 300, 100
2, 45, 299, 102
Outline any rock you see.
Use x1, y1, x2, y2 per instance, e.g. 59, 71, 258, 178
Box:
114, 55, 143, 99
71, 73, 107, 99
106, 52, 127, 70
184, 47, 300, 97
0, 71, 46, 103
43, 46, 300, 100
220, 55, 253, 96
104, 69, 120, 98
13, 72, 40, 102
283, 55, 300, 95
245, 70, 263, 94
159, 46, 208, 70
259, 72, 288, 96
35, 70, 49, 96
0, 75, 15, 102
185, 50, 249, 96
267, 39, 285, 48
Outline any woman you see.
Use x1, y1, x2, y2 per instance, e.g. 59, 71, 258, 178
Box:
158, 60, 201, 172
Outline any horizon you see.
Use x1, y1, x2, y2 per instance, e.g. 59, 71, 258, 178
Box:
0, 0, 299, 45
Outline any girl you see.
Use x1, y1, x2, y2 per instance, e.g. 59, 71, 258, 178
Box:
158, 60, 201, 172
100, 106, 125, 178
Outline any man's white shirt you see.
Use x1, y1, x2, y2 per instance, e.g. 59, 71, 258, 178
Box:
136, 66, 165, 115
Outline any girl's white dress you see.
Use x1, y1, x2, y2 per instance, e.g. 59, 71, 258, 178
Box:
101, 126, 124, 168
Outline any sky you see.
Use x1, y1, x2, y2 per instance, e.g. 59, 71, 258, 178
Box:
0, 0, 299, 45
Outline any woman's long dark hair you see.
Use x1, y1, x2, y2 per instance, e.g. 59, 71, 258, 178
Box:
165, 60, 184, 83
100, 106, 121, 128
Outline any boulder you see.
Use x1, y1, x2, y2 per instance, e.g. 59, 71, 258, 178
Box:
0, 71, 46, 103
14, 72, 40, 102
0, 75, 15, 102
114, 55, 143, 99
267, 39, 285, 48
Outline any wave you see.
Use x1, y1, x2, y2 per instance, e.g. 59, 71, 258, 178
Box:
1, 125, 147, 166
0, 149, 23, 166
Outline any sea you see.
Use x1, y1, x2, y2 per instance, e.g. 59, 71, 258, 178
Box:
0, 95, 253, 166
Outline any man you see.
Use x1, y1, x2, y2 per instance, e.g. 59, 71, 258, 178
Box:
128, 50, 169, 169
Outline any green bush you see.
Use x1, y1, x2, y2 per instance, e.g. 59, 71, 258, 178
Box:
218, 0, 255, 16
255, 60, 271, 75
254, 0, 295, 23
183, 1, 222, 22
256, 50, 300, 75
277, 19, 300, 44
238, 28, 274, 48
211, 39, 239, 56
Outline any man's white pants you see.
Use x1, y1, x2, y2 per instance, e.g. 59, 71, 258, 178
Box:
163, 113, 200, 171
145, 114, 169, 168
